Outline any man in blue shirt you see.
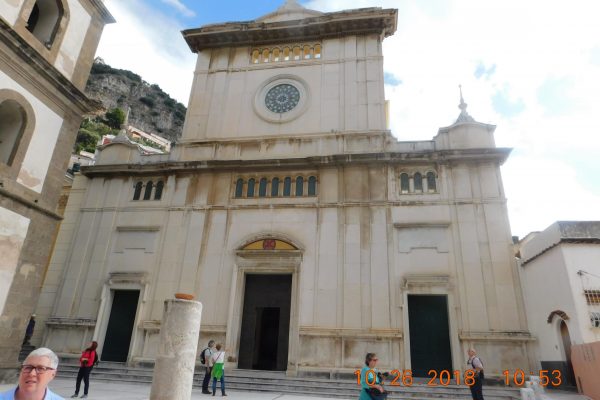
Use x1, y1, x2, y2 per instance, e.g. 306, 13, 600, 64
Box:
0, 348, 64, 400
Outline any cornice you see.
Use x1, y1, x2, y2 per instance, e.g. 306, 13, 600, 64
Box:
0, 19, 102, 115
182, 8, 398, 51
85, 0, 116, 24
81, 148, 511, 177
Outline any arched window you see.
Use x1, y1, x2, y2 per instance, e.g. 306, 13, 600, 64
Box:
283, 177, 291, 196
259, 178, 267, 197
262, 49, 270, 63
26, 0, 64, 48
303, 45, 311, 59
295, 176, 304, 196
133, 181, 143, 201
247, 178, 255, 197
293, 46, 301, 60
283, 47, 290, 61
143, 181, 153, 200
314, 44, 322, 59
427, 172, 437, 192
0, 100, 26, 165
154, 181, 164, 200
400, 173, 409, 193
251, 49, 260, 64
308, 176, 317, 196
271, 178, 280, 197
414, 173, 423, 192
235, 178, 244, 198
272, 48, 280, 62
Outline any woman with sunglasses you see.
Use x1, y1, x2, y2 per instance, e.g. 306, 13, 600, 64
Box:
359, 353, 387, 400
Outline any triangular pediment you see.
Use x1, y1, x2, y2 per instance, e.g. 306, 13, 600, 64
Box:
256, 0, 322, 23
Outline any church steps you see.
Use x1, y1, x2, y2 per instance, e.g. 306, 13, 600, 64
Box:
55, 362, 520, 400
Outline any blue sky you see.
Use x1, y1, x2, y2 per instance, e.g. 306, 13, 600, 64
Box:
97, 0, 600, 237
150, 0, 297, 25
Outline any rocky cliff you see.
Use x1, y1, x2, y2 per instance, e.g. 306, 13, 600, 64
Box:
85, 60, 186, 142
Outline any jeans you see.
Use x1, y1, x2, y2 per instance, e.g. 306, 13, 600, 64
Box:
75, 366, 93, 395
212, 376, 225, 395
202, 367, 212, 391
469, 372, 484, 400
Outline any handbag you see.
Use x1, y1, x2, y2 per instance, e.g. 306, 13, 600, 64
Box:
366, 387, 388, 400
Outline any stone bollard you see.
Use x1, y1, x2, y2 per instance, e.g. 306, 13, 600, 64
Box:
520, 387, 536, 400
150, 298, 202, 400
528, 376, 545, 399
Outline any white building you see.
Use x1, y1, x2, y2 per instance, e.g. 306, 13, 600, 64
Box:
0, 0, 113, 382
517, 221, 600, 387
34, 0, 534, 378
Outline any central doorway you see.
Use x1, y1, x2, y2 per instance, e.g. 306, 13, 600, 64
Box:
408, 294, 453, 377
238, 274, 292, 371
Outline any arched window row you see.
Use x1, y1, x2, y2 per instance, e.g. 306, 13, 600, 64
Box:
251, 44, 322, 64
133, 180, 165, 201
235, 176, 317, 198
399, 171, 438, 194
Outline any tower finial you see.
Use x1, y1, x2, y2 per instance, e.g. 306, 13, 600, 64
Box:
455, 84, 474, 123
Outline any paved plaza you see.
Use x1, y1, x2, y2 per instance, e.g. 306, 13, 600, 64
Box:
0, 377, 592, 400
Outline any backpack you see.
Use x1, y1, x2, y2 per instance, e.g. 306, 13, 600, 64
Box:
200, 347, 209, 365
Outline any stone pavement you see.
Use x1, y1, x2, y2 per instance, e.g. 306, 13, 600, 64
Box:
0, 377, 592, 400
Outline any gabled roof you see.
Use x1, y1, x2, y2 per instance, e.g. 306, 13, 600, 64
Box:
256, 0, 323, 23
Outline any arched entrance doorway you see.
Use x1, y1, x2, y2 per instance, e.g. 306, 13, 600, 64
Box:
559, 320, 576, 387
229, 237, 302, 373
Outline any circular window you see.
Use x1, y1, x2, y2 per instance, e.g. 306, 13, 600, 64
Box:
265, 84, 300, 114
254, 76, 309, 123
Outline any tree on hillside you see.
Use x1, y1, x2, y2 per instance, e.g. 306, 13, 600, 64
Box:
105, 107, 125, 129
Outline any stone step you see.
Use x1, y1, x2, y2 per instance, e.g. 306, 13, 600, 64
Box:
55, 363, 520, 400
18, 345, 36, 362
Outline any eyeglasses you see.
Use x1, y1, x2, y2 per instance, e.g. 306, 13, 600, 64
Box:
371, 358, 379, 362
21, 365, 55, 374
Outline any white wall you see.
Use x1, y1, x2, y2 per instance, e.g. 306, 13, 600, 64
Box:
54, 0, 91, 79
0, 0, 25, 26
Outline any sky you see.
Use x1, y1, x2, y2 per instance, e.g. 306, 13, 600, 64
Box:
96, 0, 600, 238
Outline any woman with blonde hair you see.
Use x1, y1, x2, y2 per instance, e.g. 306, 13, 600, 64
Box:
210, 343, 227, 397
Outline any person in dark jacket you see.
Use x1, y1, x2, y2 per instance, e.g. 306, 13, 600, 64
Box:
70, 341, 98, 398
22, 315, 35, 345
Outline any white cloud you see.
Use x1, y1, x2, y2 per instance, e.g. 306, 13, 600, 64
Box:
161, 0, 196, 18
96, 0, 196, 104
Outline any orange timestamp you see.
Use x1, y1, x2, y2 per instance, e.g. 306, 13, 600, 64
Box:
502, 369, 562, 387
354, 369, 481, 387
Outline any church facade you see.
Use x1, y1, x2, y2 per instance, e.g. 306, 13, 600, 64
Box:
0, 0, 113, 381
34, 1, 534, 378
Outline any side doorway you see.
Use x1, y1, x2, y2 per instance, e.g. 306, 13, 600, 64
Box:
101, 290, 139, 362
407, 294, 453, 377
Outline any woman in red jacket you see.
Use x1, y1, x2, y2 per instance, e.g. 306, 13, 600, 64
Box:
70, 341, 98, 398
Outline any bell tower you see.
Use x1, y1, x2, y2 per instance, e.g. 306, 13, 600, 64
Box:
181, 1, 397, 142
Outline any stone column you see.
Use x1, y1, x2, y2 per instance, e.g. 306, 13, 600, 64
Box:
150, 299, 202, 400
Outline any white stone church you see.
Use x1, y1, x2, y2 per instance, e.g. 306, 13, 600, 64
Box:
34, 0, 535, 378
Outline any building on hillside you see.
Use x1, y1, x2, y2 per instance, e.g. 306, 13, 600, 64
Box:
34, 0, 534, 378
0, 0, 114, 382
516, 221, 600, 388
127, 126, 171, 152
99, 125, 170, 155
